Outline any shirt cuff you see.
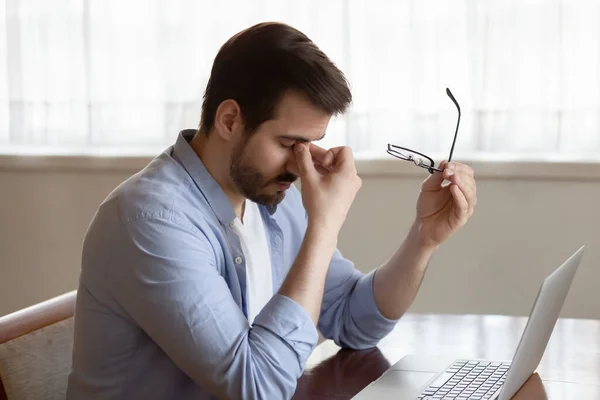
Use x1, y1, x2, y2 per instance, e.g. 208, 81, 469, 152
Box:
349, 269, 400, 333
253, 294, 319, 369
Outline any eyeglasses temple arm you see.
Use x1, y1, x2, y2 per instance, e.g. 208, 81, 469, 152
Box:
446, 88, 461, 163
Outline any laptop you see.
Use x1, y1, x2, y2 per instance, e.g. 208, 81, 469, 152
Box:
353, 246, 585, 400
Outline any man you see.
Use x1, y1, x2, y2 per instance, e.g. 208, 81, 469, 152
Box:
67, 22, 477, 399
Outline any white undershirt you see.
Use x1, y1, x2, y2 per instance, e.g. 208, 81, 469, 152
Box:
230, 201, 273, 325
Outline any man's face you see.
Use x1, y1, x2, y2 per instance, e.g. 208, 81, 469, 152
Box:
229, 91, 331, 206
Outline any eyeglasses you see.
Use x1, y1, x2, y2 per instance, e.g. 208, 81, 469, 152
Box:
387, 88, 461, 174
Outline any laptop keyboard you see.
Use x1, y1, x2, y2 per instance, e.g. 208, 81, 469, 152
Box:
417, 360, 510, 399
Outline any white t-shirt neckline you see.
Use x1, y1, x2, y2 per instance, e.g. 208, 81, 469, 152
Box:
231, 201, 274, 324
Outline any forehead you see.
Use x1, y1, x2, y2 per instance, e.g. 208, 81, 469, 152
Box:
267, 90, 331, 141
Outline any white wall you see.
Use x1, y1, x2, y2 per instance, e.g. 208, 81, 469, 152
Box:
341, 168, 600, 320
1, 156, 599, 319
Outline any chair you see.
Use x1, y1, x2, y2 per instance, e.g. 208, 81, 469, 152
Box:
0, 291, 76, 400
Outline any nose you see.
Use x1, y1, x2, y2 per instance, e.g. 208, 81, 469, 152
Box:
286, 152, 300, 178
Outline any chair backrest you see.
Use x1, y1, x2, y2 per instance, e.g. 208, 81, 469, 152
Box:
0, 291, 76, 400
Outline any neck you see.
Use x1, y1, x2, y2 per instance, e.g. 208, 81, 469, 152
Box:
190, 131, 246, 219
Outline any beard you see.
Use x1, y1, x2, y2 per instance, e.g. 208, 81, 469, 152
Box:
229, 141, 297, 207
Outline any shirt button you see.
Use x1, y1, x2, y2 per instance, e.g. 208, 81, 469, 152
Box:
234, 256, 243, 264
229, 221, 235, 228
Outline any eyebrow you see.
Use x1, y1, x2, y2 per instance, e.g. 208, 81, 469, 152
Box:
279, 133, 326, 142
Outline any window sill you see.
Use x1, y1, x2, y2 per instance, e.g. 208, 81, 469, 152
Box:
1, 152, 600, 181
355, 153, 600, 181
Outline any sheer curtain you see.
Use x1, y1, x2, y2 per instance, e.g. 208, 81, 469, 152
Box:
1, 0, 600, 158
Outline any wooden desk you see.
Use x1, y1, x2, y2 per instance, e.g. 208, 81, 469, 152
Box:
293, 313, 600, 399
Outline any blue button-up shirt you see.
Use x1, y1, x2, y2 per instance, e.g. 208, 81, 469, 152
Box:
67, 130, 398, 399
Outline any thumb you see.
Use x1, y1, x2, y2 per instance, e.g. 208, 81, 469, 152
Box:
294, 143, 317, 183
421, 161, 451, 191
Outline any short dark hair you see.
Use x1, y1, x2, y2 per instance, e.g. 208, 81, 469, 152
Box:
198, 22, 352, 135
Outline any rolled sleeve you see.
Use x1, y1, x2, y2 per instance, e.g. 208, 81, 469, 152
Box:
318, 250, 399, 350
348, 269, 399, 340
253, 294, 319, 369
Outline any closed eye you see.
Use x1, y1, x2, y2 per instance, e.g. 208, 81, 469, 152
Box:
280, 139, 296, 148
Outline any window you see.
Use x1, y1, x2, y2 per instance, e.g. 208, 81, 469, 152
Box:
2, 0, 599, 159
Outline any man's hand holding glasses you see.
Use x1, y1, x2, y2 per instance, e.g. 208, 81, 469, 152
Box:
387, 88, 478, 248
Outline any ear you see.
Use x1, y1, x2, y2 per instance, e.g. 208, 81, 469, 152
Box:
214, 99, 244, 141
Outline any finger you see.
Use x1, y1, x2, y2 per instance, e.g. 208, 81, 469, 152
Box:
313, 163, 331, 175
310, 144, 345, 162
447, 162, 474, 177
448, 171, 476, 196
454, 175, 477, 214
331, 146, 357, 174
447, 172, 477, 204
313, 149, 335, 172
421, 166, 449, 192
321, 149, 335, 170
309, 144, 345, 160
294, 143, 317, 183
310, 144, 343, 171
450, 184, 469, 224
309, 143, 329, 163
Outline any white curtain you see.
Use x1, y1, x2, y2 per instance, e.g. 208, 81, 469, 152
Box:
2, 0, 600, 158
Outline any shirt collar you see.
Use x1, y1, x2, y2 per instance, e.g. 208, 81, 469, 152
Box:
172, 130, 277, 224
